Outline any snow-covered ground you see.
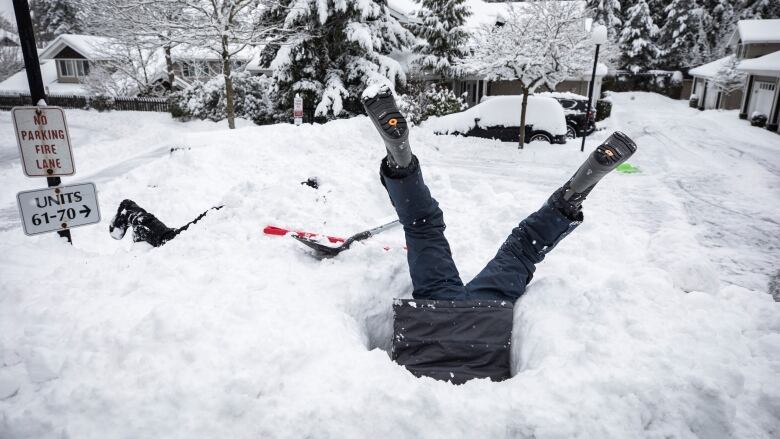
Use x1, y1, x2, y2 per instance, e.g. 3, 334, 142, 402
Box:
0, 92, 778, 438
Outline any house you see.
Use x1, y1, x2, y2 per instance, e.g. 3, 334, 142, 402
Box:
0, 33, 260, 97
739, 51, 780, 131
689, 55, 743, 110
731, 19, 780, 132
0, 28, 18, 46
685, 19, 780, 132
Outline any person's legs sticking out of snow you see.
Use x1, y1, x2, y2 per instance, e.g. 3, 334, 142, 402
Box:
365, 87, 514, 384
465, 131, 638, 302
109, 199, 222, 247
363, 86, 467, 301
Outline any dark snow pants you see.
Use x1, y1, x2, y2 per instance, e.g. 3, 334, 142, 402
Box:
381, 157, 580, 303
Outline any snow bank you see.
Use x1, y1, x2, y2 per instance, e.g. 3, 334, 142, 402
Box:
0, 92, 779, 438
424, 95, 567, 136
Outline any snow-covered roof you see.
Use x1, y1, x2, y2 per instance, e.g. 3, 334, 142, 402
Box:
730, 19, 780, 46
689, 55, 733, 79
0, 59, 90, 95
171, 44, 257, 62
738, 50, 780, 75
39, 34, 115, 60
0, 28, 18, 45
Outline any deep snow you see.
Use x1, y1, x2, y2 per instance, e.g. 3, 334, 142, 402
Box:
0, 92, 778, 438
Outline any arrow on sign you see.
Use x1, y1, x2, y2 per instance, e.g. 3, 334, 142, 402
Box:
80, 205, 91, 217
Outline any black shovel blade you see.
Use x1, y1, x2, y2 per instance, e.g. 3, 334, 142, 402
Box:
292, 235, 345, 259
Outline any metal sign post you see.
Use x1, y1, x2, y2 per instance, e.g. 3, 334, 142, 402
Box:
12, 0, 101, 243
294, 93, 303, 126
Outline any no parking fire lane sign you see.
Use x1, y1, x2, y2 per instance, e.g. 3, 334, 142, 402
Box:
12, 106, 75, 177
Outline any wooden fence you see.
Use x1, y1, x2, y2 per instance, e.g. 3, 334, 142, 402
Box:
0, 93, 169, 112
602, 71, 685, 100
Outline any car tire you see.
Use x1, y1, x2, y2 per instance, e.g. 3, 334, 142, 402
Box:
528, 133, 552, 143
566, 125, 577, 139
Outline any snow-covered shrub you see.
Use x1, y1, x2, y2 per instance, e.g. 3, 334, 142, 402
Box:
713, 56, 746, 94
398, 82, 467, 125
750, 113, 767, 127
595, 99, 612, 122
170, 72, 275, 125
89, 95, 115, 112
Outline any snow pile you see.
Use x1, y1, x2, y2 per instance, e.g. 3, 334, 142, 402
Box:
0, 92, 779, 438
424, 95, 567, 135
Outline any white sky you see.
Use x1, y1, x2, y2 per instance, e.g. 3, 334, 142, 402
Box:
1, 0, 14, 22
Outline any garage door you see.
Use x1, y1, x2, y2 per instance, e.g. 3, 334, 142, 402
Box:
705, 82, 719, 109
748, 81, 776, 117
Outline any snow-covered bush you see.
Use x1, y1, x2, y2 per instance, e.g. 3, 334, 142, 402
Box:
398, 83, 468, 125
595, 99, 612, 122
170, 72, 275, 125
713, 56, 746, 94
89, 95, 115, 112
750, 113, 767, 128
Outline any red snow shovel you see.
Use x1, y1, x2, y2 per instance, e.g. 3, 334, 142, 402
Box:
263, 220, 401, 258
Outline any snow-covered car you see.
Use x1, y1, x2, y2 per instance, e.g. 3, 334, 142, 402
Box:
424, 95, 568, 144
536, 92, 596, 139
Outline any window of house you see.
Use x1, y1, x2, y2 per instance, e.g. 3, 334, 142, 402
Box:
181, 61, 196, 78
57, 59, 89, 78
182, 61, 209, 78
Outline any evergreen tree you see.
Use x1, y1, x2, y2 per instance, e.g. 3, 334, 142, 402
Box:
712, 55, 746, 94
586, 0, 622, 37
658, 0, 702, 69
619, 0, 661, 72
260, 0, 414, 119
739, 0, 780, 19
410, 0, 472, 79
31, 0, 83, 43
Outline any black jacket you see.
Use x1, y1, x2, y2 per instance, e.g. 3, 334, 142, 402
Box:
392, 299, 514, 384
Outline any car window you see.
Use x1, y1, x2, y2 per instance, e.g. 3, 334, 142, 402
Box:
559, 99, 577, 110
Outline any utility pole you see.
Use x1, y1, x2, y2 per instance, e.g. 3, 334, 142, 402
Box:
13, 0, 72, 244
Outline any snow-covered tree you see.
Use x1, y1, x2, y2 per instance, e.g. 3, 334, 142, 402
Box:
82, 42, 165, 97
0, 16, 22, 81
658, 0, 702, 69
112, 0, 293, 129
712, 55, 746, 94
410, 0, 472, 79
82, 1, 186, 93
260, 0, 414, 120
586, 0, 622, 37
618, 0, 661, 72
739, 0, 780, 20
460, 1, 592, 147
0, 46, 23, 82
31, 0, 83, 44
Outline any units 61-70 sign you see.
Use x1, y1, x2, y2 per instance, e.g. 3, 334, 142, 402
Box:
12, 106, 75, 177
16, 183, 100, 236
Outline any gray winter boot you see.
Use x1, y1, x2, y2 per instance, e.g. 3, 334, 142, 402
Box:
551, 131, 638, 218
362, 86, 412, 168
